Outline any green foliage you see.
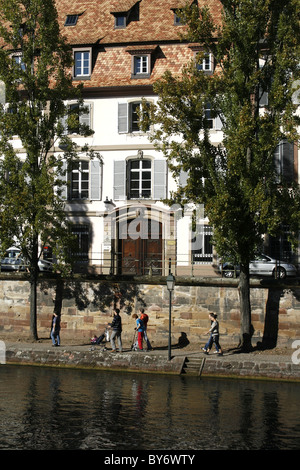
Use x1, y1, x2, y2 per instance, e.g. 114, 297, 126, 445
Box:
146, 0, 300, 266
0, 0, 101, 274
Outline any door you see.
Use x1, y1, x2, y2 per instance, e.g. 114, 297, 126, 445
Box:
119, 218, 162, 275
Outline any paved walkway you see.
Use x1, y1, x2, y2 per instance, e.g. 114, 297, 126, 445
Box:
2, 338, 299, 381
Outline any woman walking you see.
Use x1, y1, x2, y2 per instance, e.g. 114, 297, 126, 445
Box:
51, 313, 61, 347
202, 313, 223, 355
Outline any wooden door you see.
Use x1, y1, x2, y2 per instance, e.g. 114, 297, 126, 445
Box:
119, 219, 162, 275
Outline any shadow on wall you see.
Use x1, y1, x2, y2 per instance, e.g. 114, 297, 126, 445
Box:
41, 278, 146, 318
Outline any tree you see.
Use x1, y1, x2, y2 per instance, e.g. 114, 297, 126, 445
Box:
0, 0, 100, 340
143, 0, 300, 350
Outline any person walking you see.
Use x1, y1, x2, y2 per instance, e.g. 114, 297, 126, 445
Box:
109, 308, 122, 352
202, 313, 223, 355
51, 313, 61, 347
132, 313, 145, 351
139, 308, 152, 350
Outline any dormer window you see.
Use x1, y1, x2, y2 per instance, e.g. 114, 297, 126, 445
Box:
174, 11, 184, 25
65, 15, 78, 26
73, 48, 92, 79
111, 1, 140, 29
189, 44, 215, 74
134, 55, 149, 76
126, 45, 157, 79
196, 52, 214, 73
115, 14, 127, 29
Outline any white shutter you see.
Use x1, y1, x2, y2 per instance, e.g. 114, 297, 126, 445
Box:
59, 160, 68, 200
153, 159, 167, 200
80, 103, 91, 128
118, 103, 128, 133
215, 115, 223, 130
113, 160, 126, 200
179, 170, 189, 187
90, 160, 101, 200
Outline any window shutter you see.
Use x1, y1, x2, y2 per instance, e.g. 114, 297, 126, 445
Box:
274, 140, 294, 183
113, 160, 126, 200
259, 87, 268, 107
80, 103, 91, 128
90, 160, 101, 200
282, 140, 294, 182
59, 115, 67, 135
179, 169, 189, 187
274, 144, 281, 182
59, 160, 68, 200
215, 115, 223, 130
118, 103, 128, 133
153, 159, 167, 200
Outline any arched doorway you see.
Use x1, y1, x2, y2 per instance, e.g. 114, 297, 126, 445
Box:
118, 217, 162, 275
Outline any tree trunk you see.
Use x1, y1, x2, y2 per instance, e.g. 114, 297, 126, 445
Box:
29, 271, 38, 340
29, 235, 39, 341
238, 264, 252, 351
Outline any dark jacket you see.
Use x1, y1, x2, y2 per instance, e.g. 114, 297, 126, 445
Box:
111, 313, 122, 332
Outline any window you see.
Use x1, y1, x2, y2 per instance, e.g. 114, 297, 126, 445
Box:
61, 102, 91, 135
269, 225, 294, 263
131, 102, 143, 132
173, 10, 184, 25
191, 225, 213, 263
73, 49, 91, 78
196, 53, 214, 73
113, 159, 167, 201
13, 54, 26, 72
61, 159, 101, 200
70, 224, 89, 263
71, 160, 89, 199
111, 2, 139, 28
132, 55, 150, 78
204, 103, 213, 129
134, 56, 149, 75
65, 15, 78, 26
274, 139, 294, 183
118, 101, 150, 133
128, 159, 152, 199
115, 14, 127, 28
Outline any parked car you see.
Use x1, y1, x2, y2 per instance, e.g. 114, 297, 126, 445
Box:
0, 247, 53, 272
219, 254, 297, 279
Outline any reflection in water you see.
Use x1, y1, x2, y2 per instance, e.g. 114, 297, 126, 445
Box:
0, 365, 299, 450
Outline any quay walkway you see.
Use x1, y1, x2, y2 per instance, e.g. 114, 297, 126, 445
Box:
2, 339, 300, 381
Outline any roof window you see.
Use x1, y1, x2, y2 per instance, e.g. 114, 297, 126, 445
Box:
65, 15, 79, 26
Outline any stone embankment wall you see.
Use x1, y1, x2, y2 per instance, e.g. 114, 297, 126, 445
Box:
0, 274, 299, 348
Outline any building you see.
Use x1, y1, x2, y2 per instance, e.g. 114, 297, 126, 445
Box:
3, 0, 299, 276
50, 0, 226, 277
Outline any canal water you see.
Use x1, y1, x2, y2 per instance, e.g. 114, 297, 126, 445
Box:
0, 365, 299, 451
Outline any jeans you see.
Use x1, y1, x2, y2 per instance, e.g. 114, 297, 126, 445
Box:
144, 329, 152, 350
51, 331, 60, 346
110, 330, 122, 351
204, 334, 221, 352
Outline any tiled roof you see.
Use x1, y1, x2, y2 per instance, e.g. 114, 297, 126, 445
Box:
0, 1, 222, 89
110, 0, 140, 13
57, 0, 222, 46
55, 0, 222, 88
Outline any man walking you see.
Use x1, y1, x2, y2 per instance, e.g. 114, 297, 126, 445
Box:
139, 308, 152, 351
109, 308, 122, 352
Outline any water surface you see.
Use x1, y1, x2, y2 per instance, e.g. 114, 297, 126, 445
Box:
0, 365, 299, 450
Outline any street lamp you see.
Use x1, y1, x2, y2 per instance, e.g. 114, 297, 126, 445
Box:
166, 273, 175, 361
